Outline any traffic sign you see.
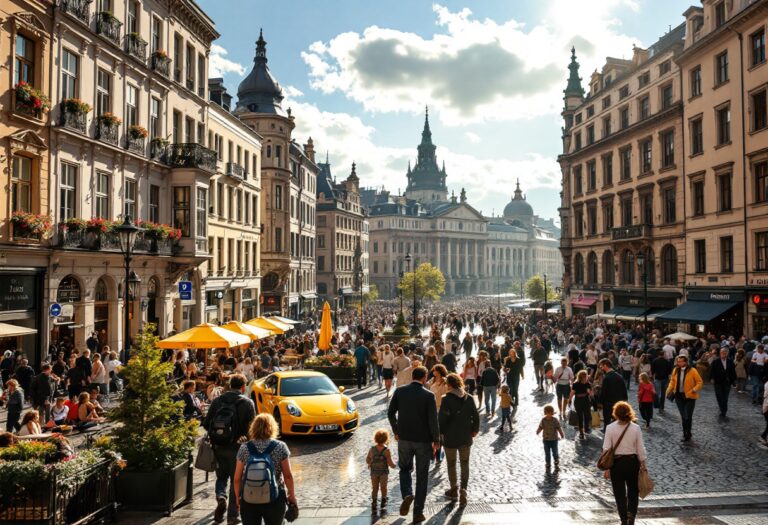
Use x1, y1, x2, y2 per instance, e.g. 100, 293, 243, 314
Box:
179, 281, 193, 300
49, 303, 62, 317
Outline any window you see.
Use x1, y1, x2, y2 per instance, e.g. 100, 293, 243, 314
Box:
752, 90, 767, 131
639, 96, 650, 120
124, 179, 136, 218
150, 97, 161, 138
620, 106, 630, 129
717, 104, 731, 145
619, 85, 629, 99
602, 96, 611, 109
14, 34, 34, 85
197, 54, 205, 98
11, 156, 32, 212
690, 66, 702, 97
661, 130, 675, 168
574, 208, 583, 238
573, 254, 584, 284
151, 16, 162, 53
173, 187, 190, 237
694, 239, 706, 273
252, 195, 258, 224
149, 184, 159, 223
720, 236, 733, 273
638, 72, 650, 88
573, 165, 582, 195
173, 33, 182, 82
587, 161, 596, 191
640, 138, 652, 173
60, 162, 77, 220
602, 154, 613, 186
317, 256, 324, 272
95, 171, 109, 218
587, 252, 598, 284
718, 173, 732, 211
659, 60, 671, 76
196, 188, 207, 238
752, 29, 766, 66
757, 232, 768, 271
95, 69, 111, 117
690, 117, 703, 155
716, 51, 729, 85
61, 49, 78, 100
126, 0, 138, 33
274, 185, 282, 209
172, 110, 181, 143
575, 113, 582, 124
661, 244, 677, 285
755, 161, 768, 202
586, 125, 595, 145
641, 193, 653, 225
126, 84, 138, 128
714, 1, 726, 27
620, 196, 632, 227
620, 147, 631, 181
574, 132, 582, 151
663, 187, 676, 223
602, 201, 614, 232
275, 227, 282, 252
621, 250, 635, 285
587, 204, 597, 235
692, 180, 705, 216
602, 250, 614, 285
602, 116, 611, 138
185, 117, 194, 143
661, 84, 673, 109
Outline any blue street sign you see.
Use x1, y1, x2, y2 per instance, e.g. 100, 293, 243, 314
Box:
49, 303, 62, 317
179, 281, 193, 300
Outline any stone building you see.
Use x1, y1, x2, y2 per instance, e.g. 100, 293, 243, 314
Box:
233, 31, 317, 317
315, 160, 369, 307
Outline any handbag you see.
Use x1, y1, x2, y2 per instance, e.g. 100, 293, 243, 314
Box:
591, 410, 601, 428
596, 423, 630, 470
194, 434, 217, 472
638, 466, 654, 498
567, 408, 579, 427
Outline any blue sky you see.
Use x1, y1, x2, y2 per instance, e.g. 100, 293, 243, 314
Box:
198, 0, 692, 221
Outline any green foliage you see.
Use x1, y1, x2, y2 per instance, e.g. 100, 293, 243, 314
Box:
398, 262, 445, 302
392, 312, 409, 335
0, 440, 56, 462
363, 284, 379, 303
109, 324, 196, 471
0, 449, 112, 495
525, 275, 558, 302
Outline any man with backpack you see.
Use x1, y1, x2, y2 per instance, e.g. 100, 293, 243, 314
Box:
203, 374, 256, 524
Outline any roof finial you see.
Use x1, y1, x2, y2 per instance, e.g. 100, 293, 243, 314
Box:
326, 150, 329, 164
255, 29, 267, 61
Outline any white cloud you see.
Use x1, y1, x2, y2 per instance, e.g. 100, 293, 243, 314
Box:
301, 2, 642, 124
209, 44, 246, 77
464, 131, 480, 143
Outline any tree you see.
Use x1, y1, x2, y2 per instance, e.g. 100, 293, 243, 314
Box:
525, 275, 558, 302
398, 262, 446, 302
363, 283, 379, 303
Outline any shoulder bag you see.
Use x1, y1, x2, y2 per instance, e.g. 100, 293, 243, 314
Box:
638, 465, 654, 499
596, 423, 630, 470
194, 434, 218, 472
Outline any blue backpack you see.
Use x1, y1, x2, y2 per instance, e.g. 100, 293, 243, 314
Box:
241, 441, 280, 504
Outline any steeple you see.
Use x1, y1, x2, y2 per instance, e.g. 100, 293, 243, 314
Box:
421, 105, 432, 146
347, 162, 359, 182
514, 178, 523, 200
564, 46, 585, 99
405, 104, 448, 203
255, 29, 267, 61
235, 29, 285, 115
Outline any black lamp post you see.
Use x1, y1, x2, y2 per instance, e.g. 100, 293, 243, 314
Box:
398, 271, 404, 317
405, 253, 417, 335
636, 249, 649, 340
115, 216, 143, 362
543, 273, 548, 321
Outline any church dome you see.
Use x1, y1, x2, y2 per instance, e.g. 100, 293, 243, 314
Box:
503, 180, 533, 218
236, 30, 285, 115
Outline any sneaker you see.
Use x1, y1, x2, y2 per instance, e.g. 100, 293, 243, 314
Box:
214, 497, 226, 523
413, 513, 426, 523
400, 495, 414, 516
444, 488, 458, 501
459, 489, 467, 508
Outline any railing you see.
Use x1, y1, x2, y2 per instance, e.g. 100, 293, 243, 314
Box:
12, 223, 42, 242
126, 135, 145, 155
125, 33, 147, 61
611, 224, 653, 241
60, 0, 91, 25
151, 53, 171, 77
150, 139, 168, 160
59, 230, 174, 255
226, 162, 244, 179
95, 11, 122, 46
60, 107, 87, 133
164, 143, 217, 173
13, 96, 43, 120
97, 120, 119, 145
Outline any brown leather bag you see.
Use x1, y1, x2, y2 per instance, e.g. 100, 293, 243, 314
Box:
597, 423, 630, 470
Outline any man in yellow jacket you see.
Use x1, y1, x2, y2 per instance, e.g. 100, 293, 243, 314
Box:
666, 355, 704, 442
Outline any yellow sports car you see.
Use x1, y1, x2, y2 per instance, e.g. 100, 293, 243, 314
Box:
250, 370, 359, 436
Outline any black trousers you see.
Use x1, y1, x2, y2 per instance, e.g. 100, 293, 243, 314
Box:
674, 394, 696, 438
713, 383, 730, 416
602, 404, 614, 431
574, 398, 590, 431
610, 455, 640, 524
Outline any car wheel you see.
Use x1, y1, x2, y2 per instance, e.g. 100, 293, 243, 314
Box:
273, 408, 282, 437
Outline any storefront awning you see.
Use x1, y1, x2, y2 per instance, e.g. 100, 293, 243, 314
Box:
645, 309, 670, 321
301, 293, 318, 300
0, 323, 36, 337
571, 296, 598, 309
614, 307, 649, 321
656, 301, 740, 323
340, 287, 354, 295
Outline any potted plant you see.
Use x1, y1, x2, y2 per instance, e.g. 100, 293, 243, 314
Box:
152, 49, 168, 59
10, 211, 52, 240
97, 112, 122, 127
110, 325, 197, 513
303, 353, 357, 385
85, 217, 109, 234
128, 125, 148, 139
14, 81, 50, 117
61, 98, 92, 115
60, 217, 87, 232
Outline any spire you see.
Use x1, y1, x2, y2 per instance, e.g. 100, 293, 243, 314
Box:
514, 178, 523, 200
348, 162, 359, 181
421, 105, 432, 146
564, 46, 585, 98
255, 29, 267, 61
326, 150, 329, 164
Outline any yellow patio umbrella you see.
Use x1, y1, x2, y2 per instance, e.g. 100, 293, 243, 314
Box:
221, 320, 273, 340
157, 323, 251, 349
246, 317, 285, 335
259, 317, 293, 331
318, 301, 333, 351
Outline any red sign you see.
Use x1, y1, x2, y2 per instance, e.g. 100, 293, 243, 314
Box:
752, 294, 768, 308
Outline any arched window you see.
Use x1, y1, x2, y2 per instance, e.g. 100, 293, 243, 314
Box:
574, 253, 585, 284
95, 278, 108, 302
661, 244, 677, 285
147, 277, 159, 298
602, 250, 614, 285
587, 251, 598, 284
621, 249, 635, 285
643, 247, 656, 286
57, 275, 81, 303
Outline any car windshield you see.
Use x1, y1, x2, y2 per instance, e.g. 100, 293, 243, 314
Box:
279, 376, 338, 396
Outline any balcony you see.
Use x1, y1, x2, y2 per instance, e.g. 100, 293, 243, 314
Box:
60, 0, 91, 25
96, 120, 119, 145
150, 138, 168, 160
125, 33, 147, 61
164, 143, 217, 173
95, 11, 122, 47
126, 135, 145, 155
225, 162, 244, 179
59, 230, 173, 255
59, 107, 87, 133
150, 52, 171, 78
611, 224, 653, 241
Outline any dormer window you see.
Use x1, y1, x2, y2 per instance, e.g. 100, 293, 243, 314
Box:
714, 1, 726, 28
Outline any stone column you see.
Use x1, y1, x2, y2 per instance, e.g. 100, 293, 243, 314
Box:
463, 240, 468, 277
446, 239, 452, 278
435, 239, 441, 273
473, 241, 479, 277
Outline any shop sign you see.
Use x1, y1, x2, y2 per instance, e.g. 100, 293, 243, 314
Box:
178, 281, 192, 300
0, 275, 36, 312
687, 291, 739, 302
751, 293, 768, 309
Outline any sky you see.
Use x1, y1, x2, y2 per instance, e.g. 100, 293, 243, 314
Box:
197, 0, 693, 222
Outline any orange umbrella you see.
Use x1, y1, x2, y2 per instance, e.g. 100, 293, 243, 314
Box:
318, 301, 333, 351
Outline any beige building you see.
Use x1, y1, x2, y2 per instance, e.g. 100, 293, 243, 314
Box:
48, 0, 219, 355
233, 31, 317, 318
316, 161, 369, 306
204, 79, 262, 323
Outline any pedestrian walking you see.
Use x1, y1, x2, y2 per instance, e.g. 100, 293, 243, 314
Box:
749, 344, 766, 405
354, 340, 371, 389
30, 364, 54, 424
618, 349, 633, 390
427, 364, 450, 463
438, 373, 479, 508
568, 370, 592, 439
536, 404, 564, 469
734, 349, 748, 393
598, 358, 628, 431
503, 348, 524, 406
710, 348, 736, 418
2, 379, 23, 432
601, 401, 647, 525
381, 345, 395, 394
366, 429, 397, 511
393, 348, 411, 388
461, 357, 478, 397
553, 358, 574, 418
479, 362, 500, 416
531, 342, 549, 392
387, 366, 440, 523
651, 353, 672, 411
498, 385, 513, 432
636, 373, 655, 428
666, 355, 703, 442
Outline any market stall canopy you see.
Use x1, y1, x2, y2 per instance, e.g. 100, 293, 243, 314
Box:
655, 301, 740, 323
663, 332, 698, 341
221, 321, 272, 340
246, 317, 285, 334
157, 323, 251, 349
256, 317, 292, 331
571, 295, 598, 309
0, 323, 36, 337
270, 316, 301, 325
318, 301, 333, 351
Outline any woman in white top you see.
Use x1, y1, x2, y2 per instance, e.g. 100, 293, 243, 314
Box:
380, 345, 396, 395
601, 401, 647, 525
90, 353, 110, 395
393, 348, 411, 388
553, 358, 574, 418
17, 410, 43, 436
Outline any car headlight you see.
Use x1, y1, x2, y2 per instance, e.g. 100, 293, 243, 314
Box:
286, 403, 302, 417
346, 399, 356, 413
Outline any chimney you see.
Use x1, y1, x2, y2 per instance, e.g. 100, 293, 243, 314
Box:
208, 78, 232, 111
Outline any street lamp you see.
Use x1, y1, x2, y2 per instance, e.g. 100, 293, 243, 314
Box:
115, 216, 143, 362
405, 253, 417, 335
636, 249, 649, 340
543, 273, 548, 321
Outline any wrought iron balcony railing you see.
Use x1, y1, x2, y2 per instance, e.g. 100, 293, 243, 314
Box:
164, 143, 217, 173
611, 224, 653, 241
60, 0, 91, 25
151, 53, 171, 77
125, 33, 147, 61
60, 108, 87, 133
225, 162, 244, 179
96, 11, 122, 46
96, 120, 119, 145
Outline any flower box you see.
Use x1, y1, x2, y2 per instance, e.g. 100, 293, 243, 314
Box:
14, 82, 50, 119
10, 211, 52, 241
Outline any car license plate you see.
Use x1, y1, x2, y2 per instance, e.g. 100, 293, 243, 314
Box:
316, 424, 339, 431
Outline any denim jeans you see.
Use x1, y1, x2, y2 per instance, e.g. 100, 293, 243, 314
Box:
483, 386, 497, 413
751, 374, 764, 403
653, 378, 669, 409
543, 440, 559, 464
674, 394, 696, 438
213, 445, 239, 520
397, 440, 432, 515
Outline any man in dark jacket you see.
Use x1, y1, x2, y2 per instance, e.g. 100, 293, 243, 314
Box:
438, 373, 479, 508
75, 350, 92, 383
354, 341, 371, 389
441, 350, 457, 373
710, 347, 737, 418
202, 374, 255, 523
531, 344, 549, 392
387, 366, 439, 523
14, 358, 35, 401
598, 358, 628, 430
30, 364, 54, 423
651, 353, 673, 411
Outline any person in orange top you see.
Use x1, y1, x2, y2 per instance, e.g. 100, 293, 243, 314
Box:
666, 355, 703, 442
